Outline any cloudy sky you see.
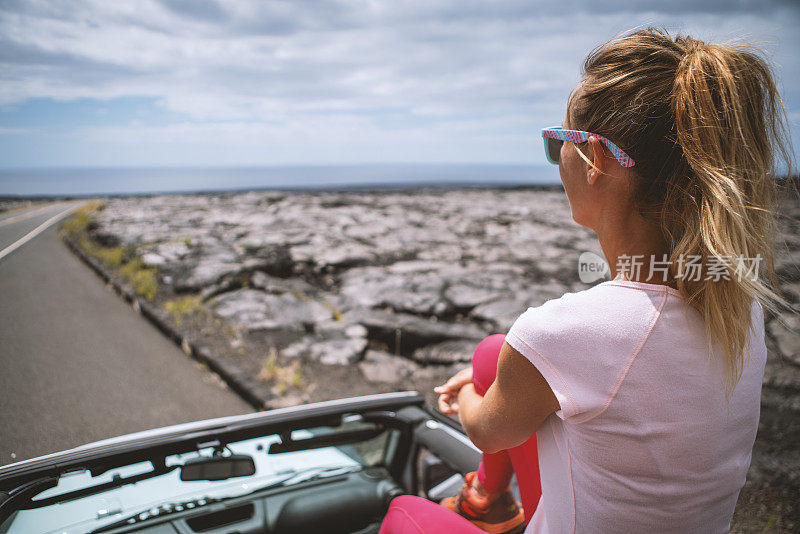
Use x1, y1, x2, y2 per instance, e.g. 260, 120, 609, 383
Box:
1, 0, 798, 169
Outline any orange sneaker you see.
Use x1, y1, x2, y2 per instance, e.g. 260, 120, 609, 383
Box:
440, 471, 525, 534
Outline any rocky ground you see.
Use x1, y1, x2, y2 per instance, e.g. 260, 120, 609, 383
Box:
86, 186, 593, 405
74, 184, 798, 531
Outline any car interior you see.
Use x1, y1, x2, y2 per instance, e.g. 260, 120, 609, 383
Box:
0, 392, 486, 534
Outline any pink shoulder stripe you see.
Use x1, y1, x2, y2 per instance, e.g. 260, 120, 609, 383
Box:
570, 290, 669, 424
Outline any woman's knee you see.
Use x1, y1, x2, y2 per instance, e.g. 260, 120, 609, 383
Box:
379, 496, 425, 534
471, 333, 506, 396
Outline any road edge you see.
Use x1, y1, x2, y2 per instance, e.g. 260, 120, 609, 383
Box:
60, 232, 271, 411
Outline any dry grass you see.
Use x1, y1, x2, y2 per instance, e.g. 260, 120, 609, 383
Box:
119, 257, 158, 301
79, 238, 125, 267
164, 295, 205, 326
63, 200, 104, 236
65, 200, 158, 300
258, 347, 305, 395
321, 298, 343, 321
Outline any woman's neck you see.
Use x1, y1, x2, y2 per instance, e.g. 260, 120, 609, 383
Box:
594, 208, 677, 289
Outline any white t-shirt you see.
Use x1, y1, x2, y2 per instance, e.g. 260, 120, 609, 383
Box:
504, 279, 766, 533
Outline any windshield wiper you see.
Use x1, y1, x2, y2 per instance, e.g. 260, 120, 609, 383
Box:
91, 465, 364, 533
267, 464, 364, 488
24, 463, 177, 510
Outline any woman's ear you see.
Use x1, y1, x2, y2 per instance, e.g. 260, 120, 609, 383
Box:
586, 136, 606, 184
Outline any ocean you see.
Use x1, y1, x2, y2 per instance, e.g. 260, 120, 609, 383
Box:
0, 164, 560, 197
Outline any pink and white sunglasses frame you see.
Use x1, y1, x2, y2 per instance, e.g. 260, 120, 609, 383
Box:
541, 126, 635, 168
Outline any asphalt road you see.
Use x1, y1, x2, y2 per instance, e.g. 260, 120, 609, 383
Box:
0, 202, 252, 466
0, 202, 71, 252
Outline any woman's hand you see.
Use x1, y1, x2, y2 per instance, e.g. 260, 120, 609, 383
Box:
434, 367, 473, 415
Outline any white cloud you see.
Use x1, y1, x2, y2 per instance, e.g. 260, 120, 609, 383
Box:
0, 0, 798, 165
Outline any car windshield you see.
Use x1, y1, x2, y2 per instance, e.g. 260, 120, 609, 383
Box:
3, 416, 395, 534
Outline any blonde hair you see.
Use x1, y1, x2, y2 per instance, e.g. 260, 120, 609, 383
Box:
568, 27, 797, 400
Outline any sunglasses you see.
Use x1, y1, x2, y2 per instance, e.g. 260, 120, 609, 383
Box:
541, 127, 635, 168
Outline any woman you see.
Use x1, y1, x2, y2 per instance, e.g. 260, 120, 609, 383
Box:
379, 27, 794, 533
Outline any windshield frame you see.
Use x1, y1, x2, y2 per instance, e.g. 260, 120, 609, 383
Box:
0, 391, 423, 523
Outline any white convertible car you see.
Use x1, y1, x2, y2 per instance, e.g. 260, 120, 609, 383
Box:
0, 392, 484, 534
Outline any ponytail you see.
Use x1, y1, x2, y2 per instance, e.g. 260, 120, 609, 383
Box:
573, 27, 797, 400
671, 36, 794, 398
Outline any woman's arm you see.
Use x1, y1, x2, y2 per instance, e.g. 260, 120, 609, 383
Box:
457, 342, 560, 454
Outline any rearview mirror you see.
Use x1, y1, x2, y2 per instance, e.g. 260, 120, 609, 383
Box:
180, 454, 256, 481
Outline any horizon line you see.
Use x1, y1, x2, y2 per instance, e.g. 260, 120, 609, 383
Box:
0, 162, 551, 172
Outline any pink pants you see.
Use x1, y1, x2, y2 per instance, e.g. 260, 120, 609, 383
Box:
379, 334, 542, 533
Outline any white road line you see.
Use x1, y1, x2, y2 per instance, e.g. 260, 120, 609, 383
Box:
0, 204, 83, 261
0, 203, 63, 227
